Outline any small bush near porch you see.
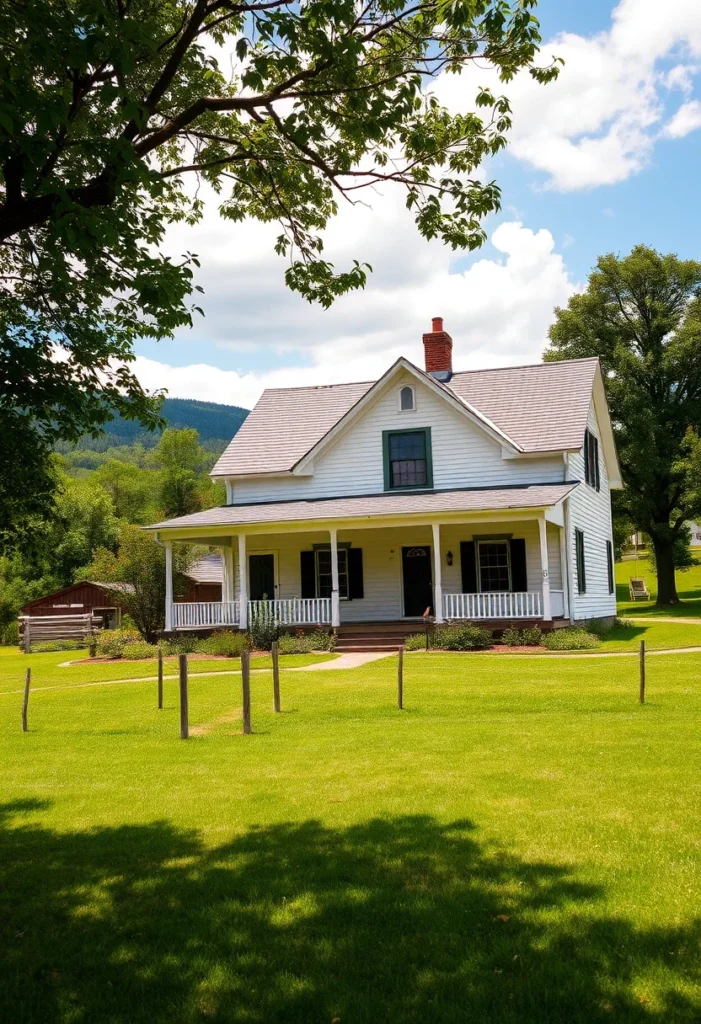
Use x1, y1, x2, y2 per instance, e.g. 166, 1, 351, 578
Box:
2, 646, 701, 1022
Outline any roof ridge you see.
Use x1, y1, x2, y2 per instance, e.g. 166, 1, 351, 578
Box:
259, 379, 375, 394
450, 356, 599, 377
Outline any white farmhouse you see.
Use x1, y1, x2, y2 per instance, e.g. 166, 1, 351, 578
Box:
150, 318, 622, 647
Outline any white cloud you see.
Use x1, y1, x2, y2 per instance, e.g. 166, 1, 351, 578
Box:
138, 218, 576, 408
663, 99, 701, 137
435, 0, 701, 190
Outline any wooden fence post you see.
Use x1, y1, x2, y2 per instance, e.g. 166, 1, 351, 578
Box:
22, 668, 31, 732
158, 648, 164, 710
241, 649, 252, 734
272, 641, 281, 713
397, 646, 404, 710
179, 653, 189, 739
23, 618, 30, 654
639, 640, 646, 704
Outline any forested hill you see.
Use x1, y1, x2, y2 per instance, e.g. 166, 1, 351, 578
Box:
67, 398, 249, 453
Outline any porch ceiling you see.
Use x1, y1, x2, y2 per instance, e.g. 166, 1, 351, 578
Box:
149, 482, 577, 538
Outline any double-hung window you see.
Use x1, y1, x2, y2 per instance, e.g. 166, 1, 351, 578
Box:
478, 540, 511, 593
315, 547, 349, 599
383, 428, 433, 490
584, 429, 600, 491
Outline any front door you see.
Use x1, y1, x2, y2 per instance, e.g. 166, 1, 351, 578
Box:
249, 554, 276, 601
402, 546, 433, 617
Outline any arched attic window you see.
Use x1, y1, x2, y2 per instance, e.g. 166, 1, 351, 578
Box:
399, 385, 416, 412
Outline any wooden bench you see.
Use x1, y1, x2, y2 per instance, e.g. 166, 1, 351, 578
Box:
629, 578, 650, 601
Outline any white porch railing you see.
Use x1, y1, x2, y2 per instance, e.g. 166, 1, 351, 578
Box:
172, 601, 240, 629
443, 592, 543, 620
248, 598, 332, 625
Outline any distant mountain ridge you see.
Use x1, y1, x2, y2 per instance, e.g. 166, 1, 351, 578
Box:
71, 397, 249, 453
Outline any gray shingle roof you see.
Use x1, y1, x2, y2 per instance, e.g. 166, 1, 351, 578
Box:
150, 483, 577, 532
186, 553, 223, 584
211, 358, 599, 477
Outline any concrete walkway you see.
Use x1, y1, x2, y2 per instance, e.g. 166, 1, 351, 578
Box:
294, 651, 396, 671
627, 615, 701, 625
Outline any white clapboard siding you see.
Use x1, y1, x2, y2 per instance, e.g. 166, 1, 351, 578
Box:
567, 401, 616, 621
231, 370, 565, 504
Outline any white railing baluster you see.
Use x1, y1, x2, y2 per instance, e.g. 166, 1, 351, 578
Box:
442, 592, 544, 621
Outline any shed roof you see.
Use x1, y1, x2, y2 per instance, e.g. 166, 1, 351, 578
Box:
150, 482, 577, 532
186, 553, 223, 584
211, 358, 599, 477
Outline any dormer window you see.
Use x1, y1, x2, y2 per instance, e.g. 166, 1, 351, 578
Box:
382, 428, 433, 490
399, 385, 416, 412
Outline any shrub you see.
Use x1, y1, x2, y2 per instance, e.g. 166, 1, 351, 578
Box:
404, 632, 429, 651
276, 629, 336, 654
543, 628, 601, 651
434, 623, 493, 651
95, 628, 141, 658
31, 639, 87, 653
121, 641, 158, 659
3, 620, 19, 646
501, 627, 522, 647
520, 626, 543, 647
249, 606, 280, 651
196, 631, 249, 657
586, 617, 613, 639
159, 635, 200, 656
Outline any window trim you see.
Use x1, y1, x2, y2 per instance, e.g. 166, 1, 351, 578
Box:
575, 528, 586, 595
313, 542, 350, 600
398, 384, 416, 412
382, 427, 433, 491
476, 538, 512, 594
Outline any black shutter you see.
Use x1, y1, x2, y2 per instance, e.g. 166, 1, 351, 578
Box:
348, 547, 364, 599
576, 529, 586, 594
460, 541, 478, 593
583, 430, 590, 485
300, 550, 316, 598
594, 436, 601, 492
606, 540, 614, 594
509, 539, 528, 592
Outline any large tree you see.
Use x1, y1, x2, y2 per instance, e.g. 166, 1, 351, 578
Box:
0, 0, 558, 546
545, 246, 701, 606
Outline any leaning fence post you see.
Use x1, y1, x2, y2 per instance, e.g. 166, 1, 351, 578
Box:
22, 667, 31, 732
241, 649, 252, 734
23, 618, 30, 654
158, 648, 164, 710
639, 640, 646, 704
397, 646, 404, 710
272, 640, 281, 713
179, 653, 189, 739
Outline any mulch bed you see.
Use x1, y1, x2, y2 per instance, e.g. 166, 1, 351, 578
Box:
69, 651, 270, 666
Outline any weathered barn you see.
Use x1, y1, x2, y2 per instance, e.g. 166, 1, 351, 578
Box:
21, 582, 129, 629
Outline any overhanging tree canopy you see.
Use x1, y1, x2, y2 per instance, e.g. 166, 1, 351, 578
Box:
0, 0, 558, 546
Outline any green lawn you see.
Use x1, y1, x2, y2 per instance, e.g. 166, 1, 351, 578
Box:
616, 556, 701, 617
597, 619, 701, 652
2, 649, 701, 1022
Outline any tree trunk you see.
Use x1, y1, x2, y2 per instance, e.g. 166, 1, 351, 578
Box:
651, 534, 680, 606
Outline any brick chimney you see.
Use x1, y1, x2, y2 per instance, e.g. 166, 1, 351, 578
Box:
422, 317, 453, 381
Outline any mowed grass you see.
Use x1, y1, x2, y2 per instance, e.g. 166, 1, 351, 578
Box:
2, 649, 701, 1022
617, 556, 701, 617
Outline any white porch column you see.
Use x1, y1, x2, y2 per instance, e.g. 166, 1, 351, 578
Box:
330, 527, 341, 628
432, 522, 444, 622
164, 541, 174, 632
558, 523, 570, 619
538, 516, 552, 621
222, 545, 235, 603
238, 534, 248, 629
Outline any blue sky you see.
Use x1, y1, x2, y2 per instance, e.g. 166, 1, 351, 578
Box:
133, 0, 701, 408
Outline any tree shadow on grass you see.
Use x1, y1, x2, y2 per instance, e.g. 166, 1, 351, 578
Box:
1, 801, 699, 1023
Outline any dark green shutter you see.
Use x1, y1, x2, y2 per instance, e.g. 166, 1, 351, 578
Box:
594, 436, 601, 491
460, 541, 478, 593
300, 550, 316, 598
348, 548, 364, 599
509, 539, 527, 592
575, 529, 586, 594
583, 430, 590, 485
606, 540, 614, 593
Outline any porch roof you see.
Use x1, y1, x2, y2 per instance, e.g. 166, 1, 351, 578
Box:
149, 482, 577, 533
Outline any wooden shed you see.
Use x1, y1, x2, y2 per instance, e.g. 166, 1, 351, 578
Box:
21, 581, 129, 629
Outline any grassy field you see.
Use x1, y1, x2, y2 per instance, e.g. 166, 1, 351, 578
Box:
616, 556, 701, 617
2, 647, 701, 1022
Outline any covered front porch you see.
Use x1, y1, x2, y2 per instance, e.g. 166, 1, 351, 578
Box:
162, 507, 571, 632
